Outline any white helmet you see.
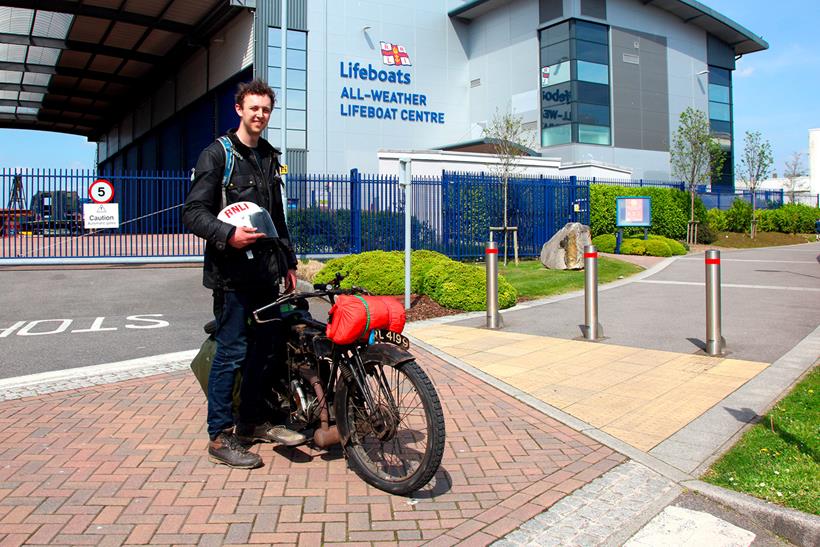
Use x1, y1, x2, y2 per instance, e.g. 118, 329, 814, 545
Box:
217, 201, 278, 238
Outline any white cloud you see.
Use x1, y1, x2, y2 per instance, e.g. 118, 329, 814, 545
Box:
735, 66, 756, 78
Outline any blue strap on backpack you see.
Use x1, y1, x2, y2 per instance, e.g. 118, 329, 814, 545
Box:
217, 136, 239, 209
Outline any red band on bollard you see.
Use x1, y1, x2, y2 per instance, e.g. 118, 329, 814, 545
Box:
705, 258, 720, 265
584, 252, 598, 258
486, 248, 498, 255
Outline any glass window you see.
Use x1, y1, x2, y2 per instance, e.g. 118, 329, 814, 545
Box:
270, 107, 282, 129
577, 124, 610, 145
287, 109, 306, 130
577, 61, 608, 84
268, 67, 281, 88
710, 119, 731, 134
286, 89, 306, 110
542, 124, 571, 146
709, 101, 731, 121
541, 104, 572, 127
544, 61, 570, 87
287, 48, 307, 70
576, 102, 610, 126
540, 21, 570, 46
575, 81, 609, 105
287, 68, 306, 90
542, 82, 573, 107
269, 46, 281, 67
574, 39, 608, 64
574, 20, 608, 44
541, 40, 570, 67
709, 66, 731, 87
708, 83, 730, 104
287, 29, 307, 50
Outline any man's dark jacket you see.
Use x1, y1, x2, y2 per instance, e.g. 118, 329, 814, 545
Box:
182, 129, 297, 291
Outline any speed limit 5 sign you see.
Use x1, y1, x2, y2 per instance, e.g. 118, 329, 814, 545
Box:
89, 179, 114, 204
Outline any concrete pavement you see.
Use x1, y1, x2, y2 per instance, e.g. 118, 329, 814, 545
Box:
0, 242, 818, 545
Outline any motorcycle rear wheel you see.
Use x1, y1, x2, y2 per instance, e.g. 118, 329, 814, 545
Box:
337, 360, 445, 495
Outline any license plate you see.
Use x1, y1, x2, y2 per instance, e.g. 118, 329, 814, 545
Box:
377, 329, 410, 350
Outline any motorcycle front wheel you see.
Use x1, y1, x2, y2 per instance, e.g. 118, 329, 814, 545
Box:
337, 360, 445, 496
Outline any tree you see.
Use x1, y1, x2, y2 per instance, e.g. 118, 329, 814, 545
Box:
783, 151, 807, 203
482, 107, 535, 265
737, 130, 773, 238
670, 107, 725, 244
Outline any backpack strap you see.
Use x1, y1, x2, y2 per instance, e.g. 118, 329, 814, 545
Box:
217, 136, 240, 209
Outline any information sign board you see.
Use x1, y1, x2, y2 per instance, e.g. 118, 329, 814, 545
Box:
616, 196, 651, 227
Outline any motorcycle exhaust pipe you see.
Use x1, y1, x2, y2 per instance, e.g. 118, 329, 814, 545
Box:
300, 368, 341, 448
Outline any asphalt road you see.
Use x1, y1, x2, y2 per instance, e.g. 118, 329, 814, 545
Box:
455, 243, 820, 363
0, 265, 331, 379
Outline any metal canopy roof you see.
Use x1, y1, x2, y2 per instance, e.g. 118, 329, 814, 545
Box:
449, 0, 768, 55
0, 0, 243, 140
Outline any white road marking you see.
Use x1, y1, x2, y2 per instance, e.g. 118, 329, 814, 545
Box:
637, 280, 820, 291
677, 258, 816, 264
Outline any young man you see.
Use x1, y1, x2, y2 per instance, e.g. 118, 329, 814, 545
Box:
183, 79, 305, 469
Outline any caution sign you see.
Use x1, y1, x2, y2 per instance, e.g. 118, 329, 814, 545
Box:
279, 164, 288, 175
83, 203, 120, 229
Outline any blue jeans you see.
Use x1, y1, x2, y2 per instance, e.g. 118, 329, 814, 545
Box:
207, 288, 277, 439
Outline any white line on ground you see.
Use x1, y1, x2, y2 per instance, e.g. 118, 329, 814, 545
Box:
636, 280, 820, 291
677, 258, 817, 264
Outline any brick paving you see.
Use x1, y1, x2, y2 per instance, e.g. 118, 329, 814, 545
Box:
0, 348, 624, 546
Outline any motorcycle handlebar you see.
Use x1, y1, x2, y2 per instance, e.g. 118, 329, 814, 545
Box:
253, 285, 370, 323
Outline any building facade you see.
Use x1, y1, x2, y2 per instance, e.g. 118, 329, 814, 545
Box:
89, 0, 767, 188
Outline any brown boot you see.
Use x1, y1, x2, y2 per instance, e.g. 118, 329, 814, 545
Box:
208, 431, 263, 469
236, 422, 307, 446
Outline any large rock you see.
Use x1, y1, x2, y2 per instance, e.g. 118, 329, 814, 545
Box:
539, 222, 592, 270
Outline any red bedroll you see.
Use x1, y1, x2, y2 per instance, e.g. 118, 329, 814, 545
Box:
326, 295, 407, 345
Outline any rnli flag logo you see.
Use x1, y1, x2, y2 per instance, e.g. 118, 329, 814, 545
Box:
380, 42, 412, 66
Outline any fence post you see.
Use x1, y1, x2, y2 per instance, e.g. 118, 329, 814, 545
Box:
569, 175, 577, 223
350, 168, 361, 254
640, 179, 644, 187
398, 159, 412, 310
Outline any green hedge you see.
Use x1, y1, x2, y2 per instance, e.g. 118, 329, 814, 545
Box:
707, 203, 819, 235
591, 233, 686, 257
590, 185, 703, 240
314, 250, 517, 311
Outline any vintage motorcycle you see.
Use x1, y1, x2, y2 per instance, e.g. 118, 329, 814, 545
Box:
249, 277, 446, 495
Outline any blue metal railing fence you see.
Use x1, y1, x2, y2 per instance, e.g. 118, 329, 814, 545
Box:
4, 168, 810, 262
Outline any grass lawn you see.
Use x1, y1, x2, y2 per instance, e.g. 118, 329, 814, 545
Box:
499, 257, 644, 300
702, 365, 819, 515
710, 231, 816, 248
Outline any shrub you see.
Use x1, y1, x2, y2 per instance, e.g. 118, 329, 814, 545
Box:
725, 198, 753, 233
707, 208, 728, 232
620, 238, 646, 255
314, 250, 517, 311
756, 209, 778, 232
410, 250, 451, 293
424, 261, 517, 311
314, 251, 405, 294
697, 222, 717, 244
590, 185, 692, 239
771, 204, 819, 234
644, 238, 672, 257
648, 234, 687, 255
591, 234, 616, 253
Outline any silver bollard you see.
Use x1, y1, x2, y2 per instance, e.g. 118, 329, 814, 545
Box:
705, 249, 725, 355
583, 245, 603, 340
486, 241, 500, 329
